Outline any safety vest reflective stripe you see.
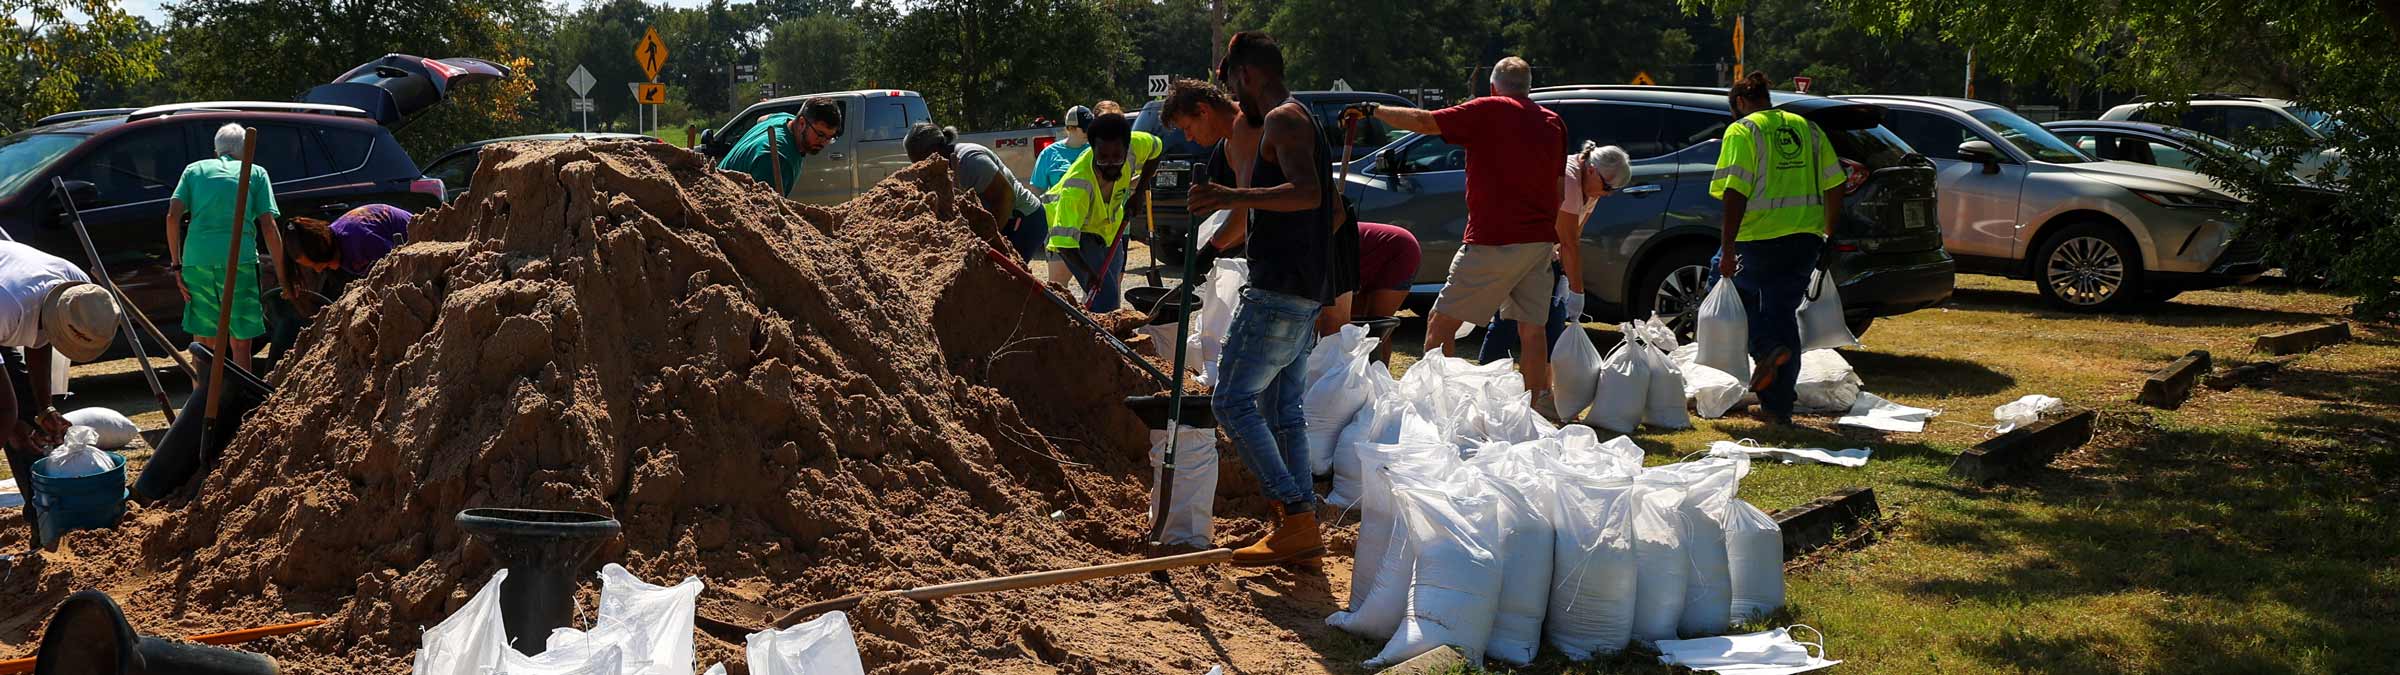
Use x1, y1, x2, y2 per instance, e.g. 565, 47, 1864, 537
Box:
1751, 194, 1825, 211
1711, 164, 1759, 187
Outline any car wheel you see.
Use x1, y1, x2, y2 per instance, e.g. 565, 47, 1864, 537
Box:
2034, 222, 2146, 312
1635, 244, 1714, 342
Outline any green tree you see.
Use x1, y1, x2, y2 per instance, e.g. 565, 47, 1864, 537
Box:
657, 0, 750, 117
869, 0, 1130, 130
1, 0, 161, 133
761, 13, 868, 95
549, 0, 657, 133
1235, 0, 1492, 93
1505, 0, 1694, 86
1109, 0, 1215, 100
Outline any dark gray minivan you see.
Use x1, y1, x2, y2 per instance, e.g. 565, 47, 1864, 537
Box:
1347, 85, 1955, 337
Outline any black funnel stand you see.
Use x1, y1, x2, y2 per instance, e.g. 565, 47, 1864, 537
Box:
1124, 394, 1216, 430
134, 343, 275, 501
455, 508, 623, 656
35, 590, 279, 675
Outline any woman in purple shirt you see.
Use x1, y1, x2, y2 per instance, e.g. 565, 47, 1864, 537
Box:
260, 204, 411, 372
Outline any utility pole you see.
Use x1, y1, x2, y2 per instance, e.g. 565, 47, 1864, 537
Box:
1210, 0, 1226, 71
1964, 47, 1976, 99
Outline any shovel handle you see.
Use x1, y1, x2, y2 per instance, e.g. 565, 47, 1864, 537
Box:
764, 548, 1235, 630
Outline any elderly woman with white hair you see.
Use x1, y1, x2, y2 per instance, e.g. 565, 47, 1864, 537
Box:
165, 122, 287, 372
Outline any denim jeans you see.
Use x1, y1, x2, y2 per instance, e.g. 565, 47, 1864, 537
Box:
1709, 233, 1822, 415
1479, 265, 1570, 364
1060, 232, 1127, 312
1004, 206, 1048, 264
1211, 287, 1322, 511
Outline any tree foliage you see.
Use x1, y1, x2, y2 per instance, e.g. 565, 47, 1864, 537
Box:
1, 0, 160, 132
762, 13, 868, 96
869, 0, 1130, 130
1505, 0, 1694, 86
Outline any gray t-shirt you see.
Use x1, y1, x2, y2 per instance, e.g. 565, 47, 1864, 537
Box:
955, 143, 1042, 217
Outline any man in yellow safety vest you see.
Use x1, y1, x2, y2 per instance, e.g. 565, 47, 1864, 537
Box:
1708, 71, 1846, 426
1043, 112, 1162, 312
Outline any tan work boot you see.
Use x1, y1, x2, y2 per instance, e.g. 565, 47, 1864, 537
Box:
1232, 510, 1325, 567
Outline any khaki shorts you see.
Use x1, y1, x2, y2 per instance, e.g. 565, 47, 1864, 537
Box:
1433, 243, 1554, 324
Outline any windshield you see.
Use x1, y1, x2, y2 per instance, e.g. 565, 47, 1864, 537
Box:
2284, 106, 2343, 137
0, 132, 86, 198
1967, 108, 2090, 163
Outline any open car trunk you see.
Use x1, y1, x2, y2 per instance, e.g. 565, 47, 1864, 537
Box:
299, 55, 511, 129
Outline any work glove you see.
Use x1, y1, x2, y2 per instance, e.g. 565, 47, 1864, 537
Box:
1556, 275, 1586, 320
1338, 102, 1379, 125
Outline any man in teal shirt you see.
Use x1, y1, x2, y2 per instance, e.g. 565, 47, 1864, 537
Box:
716, 97, 843, 197
1032, 105, 1095, 193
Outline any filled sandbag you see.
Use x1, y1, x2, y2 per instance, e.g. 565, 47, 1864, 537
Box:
1665, 459, 1745, 637
748, 611, 868, 675
1797, 269, 1860, 351
1695, 277, 1750, 384
1149, 425, 1220, 547
1794, 349, 1863, 413
594, 563, 704, 675
1190, 258, 1249, 386
1543, 474, 1640, 659
1587, 340, 1649, 434
1364, 485, 1507, 669
1629, 478, 1690, 645
1472, 469, 1554, 665
1550, 321, 1603, 423
63, 407, 139, 449
1328, 395, 1404, 509
1726, 499, 1787, 623
1637, 336, 1691, 430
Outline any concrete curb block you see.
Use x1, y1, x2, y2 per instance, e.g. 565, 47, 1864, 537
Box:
1950, 409, 2097, 483
1372, 645, 1466, 674
1770, 487, 1881, 561
2137, 350, 2211, 409
2254, 322, 2351, 356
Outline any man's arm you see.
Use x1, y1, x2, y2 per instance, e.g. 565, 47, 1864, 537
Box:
1370, 105, 1441, 135
25, 347, 62, 445
1195, 106, 1322, 214
1719, 190, 1746, 277
1823, 186, 1843, 237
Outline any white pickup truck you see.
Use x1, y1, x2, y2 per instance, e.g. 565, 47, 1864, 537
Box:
696, 89, 1060, 206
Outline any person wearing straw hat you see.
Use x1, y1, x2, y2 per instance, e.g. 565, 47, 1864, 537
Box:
166, 123, 288, 374
0, 239, 122, 550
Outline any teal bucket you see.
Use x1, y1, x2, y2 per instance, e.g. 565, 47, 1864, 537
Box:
30, 451, 128, 544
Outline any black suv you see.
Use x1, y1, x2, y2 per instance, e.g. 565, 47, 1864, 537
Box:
1349, 86, 1955, 337
0, 55, 503, 345
1135, 90, 1416, 263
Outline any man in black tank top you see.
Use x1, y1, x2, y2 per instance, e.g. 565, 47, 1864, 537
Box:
1181, 32, 1334, 568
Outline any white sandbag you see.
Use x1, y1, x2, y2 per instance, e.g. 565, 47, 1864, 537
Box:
1587, 340, 1649, 434
1331, 445, 1462, 638
62, 408, 138, 449
1365, 486, 1507, 669
1726, 499, 1786, 623
501, 628, 624, 675
1303, 348, 1376, 477
1993, 394, 2063, 433
1628, 479, 1689, 645
413, 570, 513, 675
1683, 362, 1746, 419
595, 564, 702, 675
1837, 392, 1937, 433
1150, 425, 1220, 548
1473, 473, 1553, 666
1656, 626, 1838, 671
1328, 396, 1404, 509
1797, 270, 1859, 351
40, 427, 115, 477
1695, 277, 1751, 384
1794, 349, 1863, 414
1306, 323, 1369, 385
1544, 475, 1640, 659
747, 610, 868, 675
1137, 322, 1182, 362
1638, 338, 1691, 430
1190, 258, 1249, 387
1550, 318, 1604, 422
1666, 459, 1744, 637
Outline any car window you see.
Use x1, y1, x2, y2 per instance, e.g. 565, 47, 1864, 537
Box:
0, 131, 86, 199
1548, 102, 1666, 159
66, 124, 193, 205
2054, 131, 2106, 158
1828, 125, 1915, 169
2284, 105, 2341, 136
863, 100, 908, 142
2219, 106, 2291, 140
1660, 108, 1730, 152
1395, 135, 1465, 173
423, 150, 477, 193
1966, 108, 2087, 163
904, 98, 931, 126
1881, 109, 1979, 161
1310, 101, 1408, 154
2177, 108, 2230, 138
319, 128, 375, 173
247, 124, 314, 182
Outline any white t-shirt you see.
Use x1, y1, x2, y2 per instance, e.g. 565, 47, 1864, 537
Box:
0, 240, 91, 349
1559, 157, 1599, 216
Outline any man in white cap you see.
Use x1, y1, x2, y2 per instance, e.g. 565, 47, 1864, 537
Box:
0, 239, 121, 549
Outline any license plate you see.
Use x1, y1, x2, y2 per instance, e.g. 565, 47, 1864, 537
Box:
1157, 171, 1181, 188
1904, 202, 1931, 230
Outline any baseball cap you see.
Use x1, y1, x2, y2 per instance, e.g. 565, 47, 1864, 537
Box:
41, 283, 118, 362
1064, 106, 1096, 130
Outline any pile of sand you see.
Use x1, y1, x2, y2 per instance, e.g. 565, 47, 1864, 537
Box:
0, 141, 1343, 674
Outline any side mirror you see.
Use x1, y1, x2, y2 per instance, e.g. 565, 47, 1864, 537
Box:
56, 179, 98, 205
1374, 148, 1401, 176
698, 128, 716, 147
1958, 140, 2004, 174
50, 179, 99, 221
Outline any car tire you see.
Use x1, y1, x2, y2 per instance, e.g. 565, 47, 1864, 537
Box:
1634, 243, 1716, 342
2033, 221, 2146, 312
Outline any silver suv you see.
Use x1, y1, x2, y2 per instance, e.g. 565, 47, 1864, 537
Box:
2100, 95, 2344, 180
1842, 96, 2266, 311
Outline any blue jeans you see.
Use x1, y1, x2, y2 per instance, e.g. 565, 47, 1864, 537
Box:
1211, 287, 1321, 511
1004, 206, 1048, 264
1479, 265, 1570, 363
1060, 232, 1127, 312
1709, 234, 1822, 415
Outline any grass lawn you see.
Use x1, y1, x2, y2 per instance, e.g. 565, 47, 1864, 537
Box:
1363, 274, 2397, 673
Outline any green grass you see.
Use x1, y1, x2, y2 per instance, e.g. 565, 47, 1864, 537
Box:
1371, 276, 2398, 673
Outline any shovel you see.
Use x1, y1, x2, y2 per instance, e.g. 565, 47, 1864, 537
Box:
695, 548, 1233, 639
199, 128, 259, 465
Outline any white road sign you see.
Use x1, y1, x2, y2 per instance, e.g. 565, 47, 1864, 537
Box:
571, 98, 594, 112
568, 65, 596, 97
1147, 74, 1170, 98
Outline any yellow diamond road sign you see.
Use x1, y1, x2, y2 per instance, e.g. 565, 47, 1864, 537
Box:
636, 27, 668, 82
1631, 71, 1656, 86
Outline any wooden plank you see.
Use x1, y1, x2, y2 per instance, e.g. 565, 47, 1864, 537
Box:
2254, 322, 2351, 356
1769, 487, 1881, 561
2137, 350, 2210, 409
1950, 409, 2097, 483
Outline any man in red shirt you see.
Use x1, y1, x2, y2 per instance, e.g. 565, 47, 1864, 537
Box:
1345, 56, 1567, 409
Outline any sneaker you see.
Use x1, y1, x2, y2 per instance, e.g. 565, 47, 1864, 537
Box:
1749, 347, 1794, 393
1532, 390, 1564, 424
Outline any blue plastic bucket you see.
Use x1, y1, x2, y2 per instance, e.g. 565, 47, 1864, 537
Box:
30, 451, 128, 544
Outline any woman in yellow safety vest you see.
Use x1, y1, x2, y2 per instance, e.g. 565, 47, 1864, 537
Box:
1707, 71, 1847, 426
1042, 112, 1162, 312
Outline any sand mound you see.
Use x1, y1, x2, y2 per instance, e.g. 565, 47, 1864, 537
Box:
0, 140, 1338, 673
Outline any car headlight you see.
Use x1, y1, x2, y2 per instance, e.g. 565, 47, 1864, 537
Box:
2130, 189, 2240, 210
